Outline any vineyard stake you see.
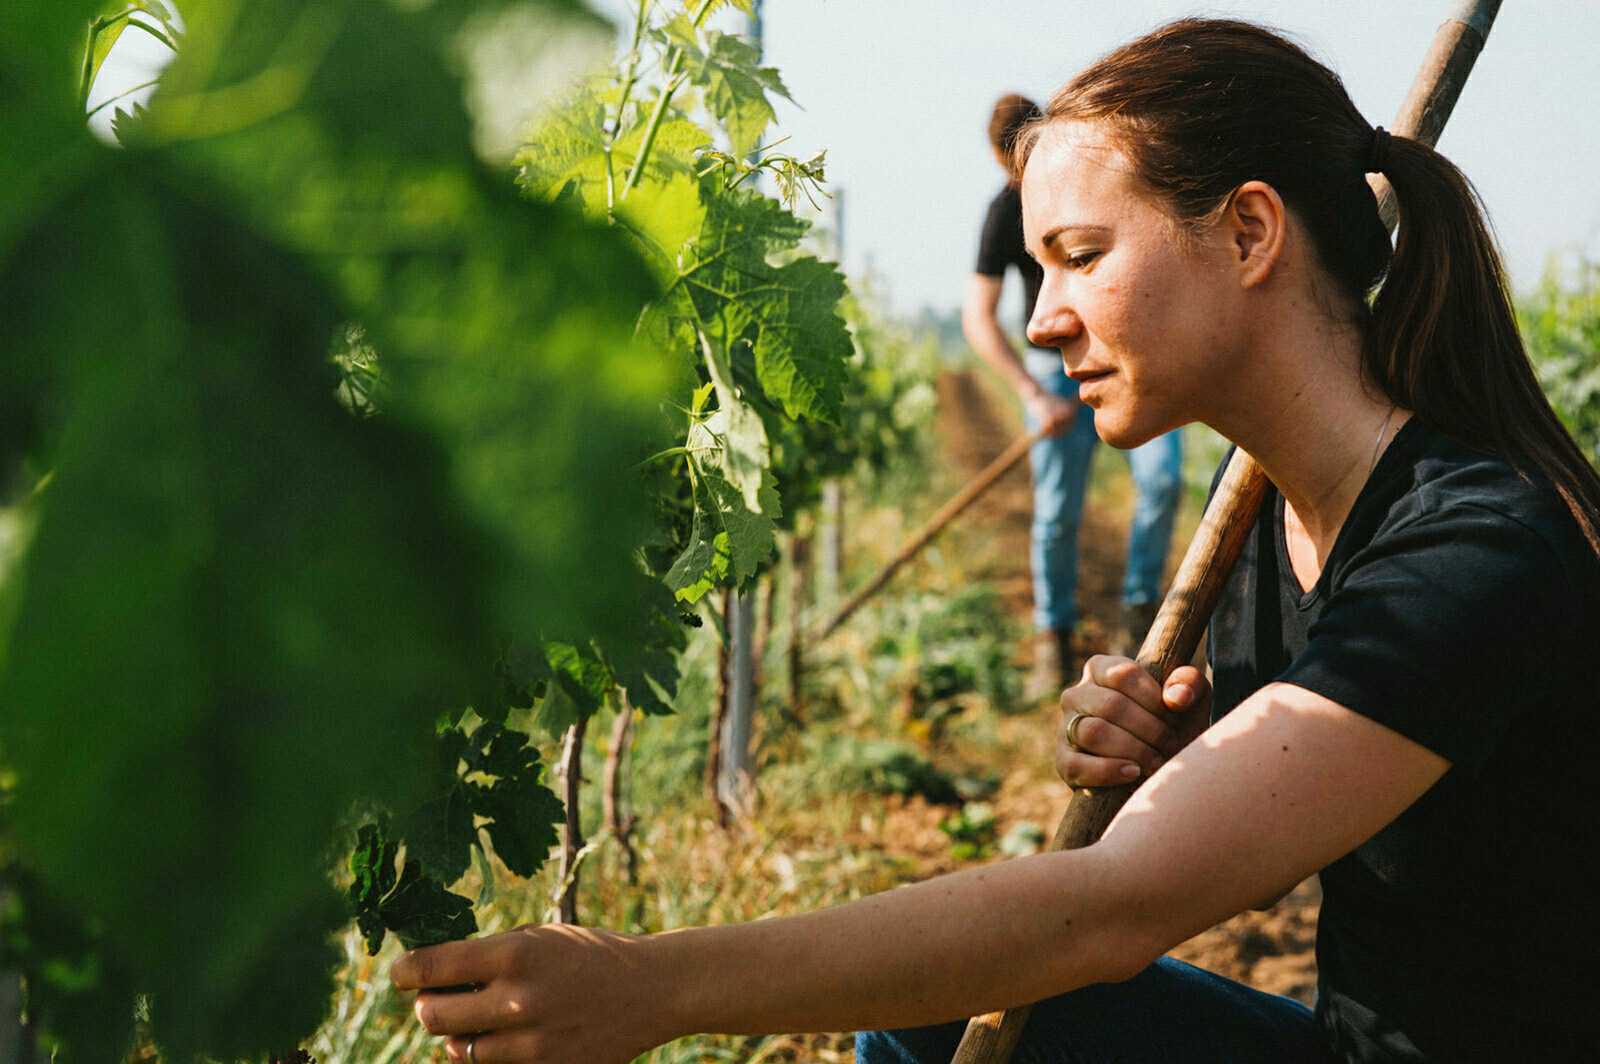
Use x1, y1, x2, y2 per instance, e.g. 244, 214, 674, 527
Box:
811, 427, 1047, 642
785, 531, 811, 723
707, 588, 732, 827
948, 3, 1504, 1059
603, 697, 640, 886
555, 715, 589, 926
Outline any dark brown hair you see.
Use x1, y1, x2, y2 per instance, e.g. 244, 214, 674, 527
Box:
987, 92, 1041, 158
1013, 18, 1600, 552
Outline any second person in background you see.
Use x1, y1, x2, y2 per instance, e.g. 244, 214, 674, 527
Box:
962, 93, 1183, 700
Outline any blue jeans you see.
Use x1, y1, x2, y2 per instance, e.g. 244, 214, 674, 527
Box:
1022, 352, 1182, 633
854, 957, 1336, 1063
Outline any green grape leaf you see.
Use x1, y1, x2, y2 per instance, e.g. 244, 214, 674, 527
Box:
742, 256, 854, 423
688, 400, 770, 514
397, 784, 477, 887
471, 774, 564, 879
394, 728, 475, 885
651, 181, 847, 422
689, 30, 795, 157
529, 641, 610, 738
380, 860, 477, 952
530, 670, 586, 737
616, 170, 705, 285
348, 823, 400, 956
705, 472, 778, 586
87, 13, 130, 102
516, 89, 707, 206
461, 724, 563, 879
664, 505, 721, 601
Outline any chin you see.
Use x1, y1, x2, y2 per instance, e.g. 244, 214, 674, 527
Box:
1092, 407, 1172, 450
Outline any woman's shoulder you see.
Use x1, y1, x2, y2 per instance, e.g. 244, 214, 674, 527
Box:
1372, 421, 1594, 577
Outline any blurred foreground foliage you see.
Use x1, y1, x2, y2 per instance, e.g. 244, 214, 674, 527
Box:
0, 0, 676, 1058
1, 0, 928, 1057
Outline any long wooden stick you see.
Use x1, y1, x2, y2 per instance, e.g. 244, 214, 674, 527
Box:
950, 3, 1502, 1059
812, 427, 1047, 642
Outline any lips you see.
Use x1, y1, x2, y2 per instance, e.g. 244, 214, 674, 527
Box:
1068, 367, 1115, 384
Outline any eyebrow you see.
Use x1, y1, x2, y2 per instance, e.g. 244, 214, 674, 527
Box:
1039, 223, 1111, 250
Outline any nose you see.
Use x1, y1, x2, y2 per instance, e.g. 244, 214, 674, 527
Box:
1026, 290, 1082, 350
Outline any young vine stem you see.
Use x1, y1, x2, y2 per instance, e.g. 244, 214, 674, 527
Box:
604, 0, 654, 211
78, 16, 106, 112
620, 0, 718, 198
85, 77, 161, 120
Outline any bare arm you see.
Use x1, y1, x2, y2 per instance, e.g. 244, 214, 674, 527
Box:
394, 682, 1447, 1059
961, 273, 1040, 398
961, 273, 1074, 437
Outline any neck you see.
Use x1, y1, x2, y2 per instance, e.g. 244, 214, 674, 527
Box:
1206, 306, 1407, 559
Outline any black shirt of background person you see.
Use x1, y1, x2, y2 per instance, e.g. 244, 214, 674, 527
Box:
975, 184, 1051, 350
1206, 417, 1600, 1062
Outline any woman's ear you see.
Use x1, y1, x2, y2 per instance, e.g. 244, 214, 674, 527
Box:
1226, 180, 1287, 289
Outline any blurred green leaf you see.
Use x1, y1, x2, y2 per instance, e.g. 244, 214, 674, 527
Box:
0, 160, 493, 1057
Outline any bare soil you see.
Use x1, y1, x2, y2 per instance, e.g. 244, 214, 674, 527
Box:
904, 368, 1321, 1004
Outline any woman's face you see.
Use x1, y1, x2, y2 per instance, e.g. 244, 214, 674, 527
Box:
1022, 121, 1246, 447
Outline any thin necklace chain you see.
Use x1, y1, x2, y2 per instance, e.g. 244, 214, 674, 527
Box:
1369, 404, 1398, 475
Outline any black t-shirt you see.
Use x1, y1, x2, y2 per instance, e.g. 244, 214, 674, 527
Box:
974, 184, 1049, 349
1206, 418, 1600, 1062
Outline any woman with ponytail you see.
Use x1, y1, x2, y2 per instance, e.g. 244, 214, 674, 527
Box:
388, 20, 1598, 1063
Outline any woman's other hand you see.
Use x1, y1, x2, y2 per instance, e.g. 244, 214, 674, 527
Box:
1055, 655, 1210, 787
391, 924, 668, 1063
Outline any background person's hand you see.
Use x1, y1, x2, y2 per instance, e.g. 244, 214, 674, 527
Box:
392, 924, 666, 1063
1025, 389, 1077, 437
1055, 655, 1211, 787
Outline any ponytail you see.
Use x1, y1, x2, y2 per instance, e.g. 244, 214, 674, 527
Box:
1371, 135, 1600, 552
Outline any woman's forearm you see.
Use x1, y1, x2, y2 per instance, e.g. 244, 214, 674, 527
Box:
642, 846, 1149, 1041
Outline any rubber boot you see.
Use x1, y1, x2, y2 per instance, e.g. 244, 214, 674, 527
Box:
1023, 629, 1072, 704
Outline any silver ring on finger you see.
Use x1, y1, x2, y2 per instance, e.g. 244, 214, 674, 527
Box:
1064, 710, 1092, 751
467, 1035, 479, 1064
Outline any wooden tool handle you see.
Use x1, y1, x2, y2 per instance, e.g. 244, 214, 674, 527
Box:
951, 5, 1502, 1056
950, 448, 1267, 1062
812, 427, 1046, 642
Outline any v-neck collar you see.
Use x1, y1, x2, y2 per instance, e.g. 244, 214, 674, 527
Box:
1272, 417, 1423, 609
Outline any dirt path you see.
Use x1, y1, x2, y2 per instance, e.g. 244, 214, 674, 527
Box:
930, 368, 1320, 1004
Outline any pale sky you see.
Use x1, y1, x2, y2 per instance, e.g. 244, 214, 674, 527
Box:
95, 2, 1600, 324
751, 0, 1600, 319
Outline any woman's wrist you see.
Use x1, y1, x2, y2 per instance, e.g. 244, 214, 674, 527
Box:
629, 928, 699, 1047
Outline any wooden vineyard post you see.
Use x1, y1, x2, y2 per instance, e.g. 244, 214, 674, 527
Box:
707, 588, 732, 826
786, 531, 811, 723
949, 2, 1502, 1059
556, 715, 589, 926
716, 586, 758, 820
604, 696, 640, 885
820, 479, 845, 602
